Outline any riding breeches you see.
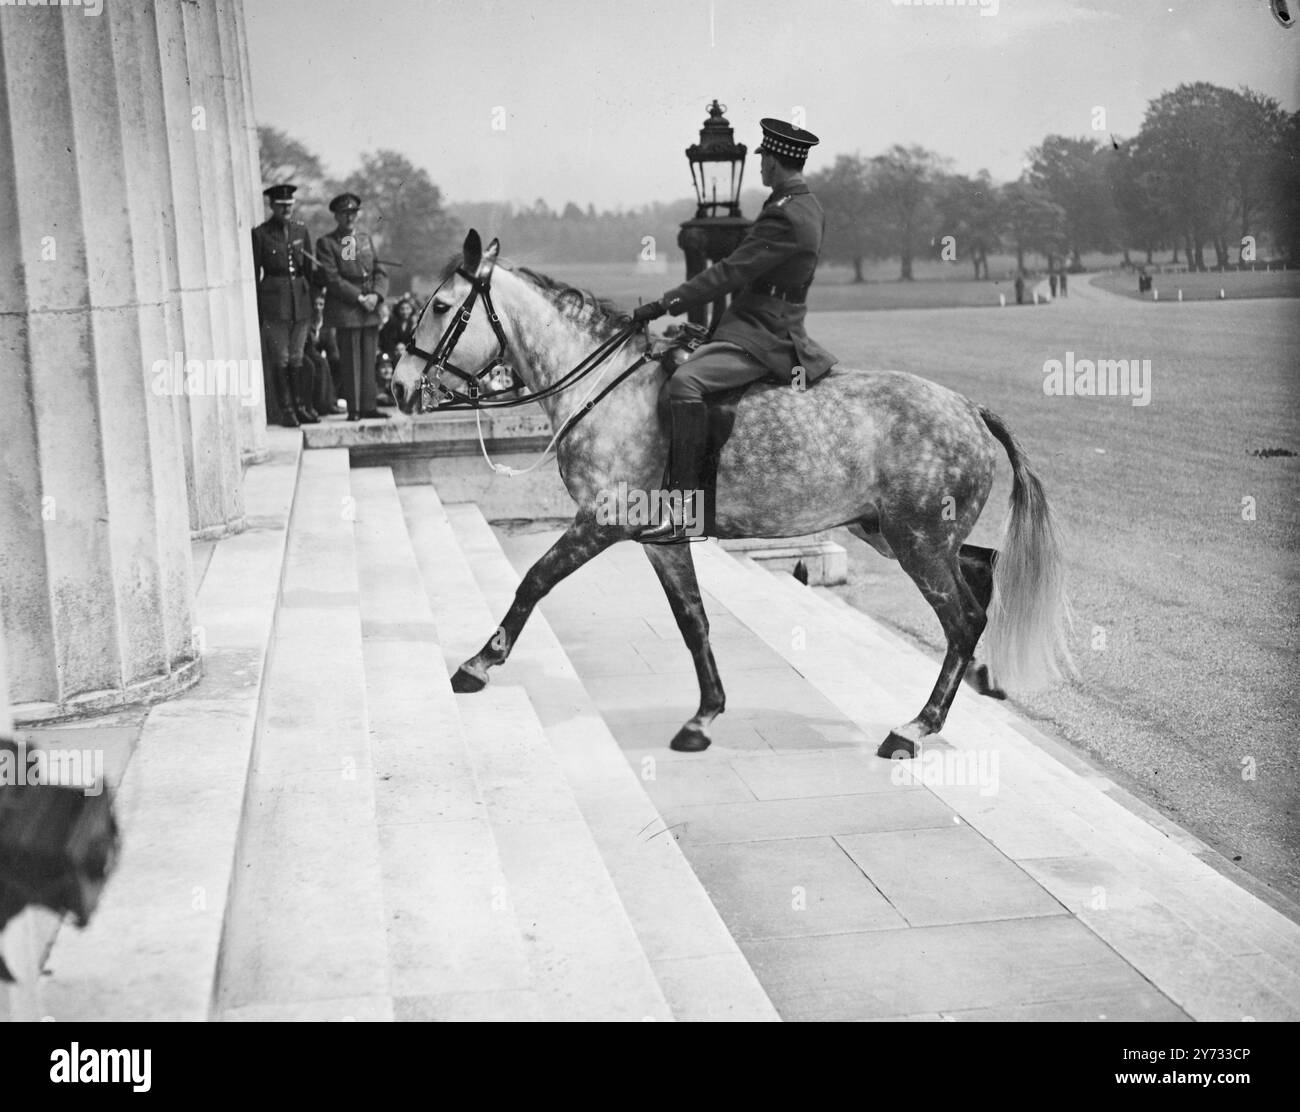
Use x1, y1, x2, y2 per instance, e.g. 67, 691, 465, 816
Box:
667, 342, 771, 403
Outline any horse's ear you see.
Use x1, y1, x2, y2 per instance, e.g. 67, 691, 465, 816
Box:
477, 237, 500, 281
463, 229, 482, 275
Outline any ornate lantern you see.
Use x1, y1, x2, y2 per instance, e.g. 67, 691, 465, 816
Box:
678, 101, 753, 328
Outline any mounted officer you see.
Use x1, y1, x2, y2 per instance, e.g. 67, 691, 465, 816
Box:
252, 183, 318, 427
316, 192, 390, 421
631, 118, 837, 543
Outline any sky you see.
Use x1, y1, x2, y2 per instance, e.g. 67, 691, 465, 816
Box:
245, 0, 1300, 211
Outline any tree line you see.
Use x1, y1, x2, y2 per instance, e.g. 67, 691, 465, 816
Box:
811, 82, 1297, 280
259, 80, 1298, 292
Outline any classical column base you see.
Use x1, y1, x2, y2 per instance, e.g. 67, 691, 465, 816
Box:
190, 516, 247, 543
12, 655, 203, 727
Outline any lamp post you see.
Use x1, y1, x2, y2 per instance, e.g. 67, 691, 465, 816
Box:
677, 100, 751, 328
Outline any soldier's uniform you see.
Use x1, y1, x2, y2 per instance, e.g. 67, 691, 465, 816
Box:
633, 118, 837, 543
252, 183, 317, 426
316, 192, 390, 421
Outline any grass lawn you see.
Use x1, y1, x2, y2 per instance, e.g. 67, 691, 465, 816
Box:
1092, 269, 1300, 302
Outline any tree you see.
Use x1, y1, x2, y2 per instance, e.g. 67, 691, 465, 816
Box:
257, 126, 332, 228
1028, 135, 1118, 268
1266, 111, 1300, 262
1000, 180, 1066, 272
867, 145, 948, 280
932, 171, 1001, 279
1107, 138, 1174, 265
339, 151, 461, 296
806, 155, 876, 281
1136, 83, 1245, 269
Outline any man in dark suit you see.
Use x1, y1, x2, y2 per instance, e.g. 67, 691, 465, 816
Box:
251, 183, 318, 426
316, 192, 390, 421
631, 118, 837, 543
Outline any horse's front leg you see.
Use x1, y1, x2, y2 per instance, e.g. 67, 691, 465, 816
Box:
451, 513, 618, 693
641, 543, 725, 752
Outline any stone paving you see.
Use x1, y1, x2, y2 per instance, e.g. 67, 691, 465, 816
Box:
497, 527, 1300, 1022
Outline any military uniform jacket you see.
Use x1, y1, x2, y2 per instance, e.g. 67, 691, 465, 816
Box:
662, 177, 837, 382
316, 228, 389, 330
252, 218, 314, 322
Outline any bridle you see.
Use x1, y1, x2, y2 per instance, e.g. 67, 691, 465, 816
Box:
403, 265, 658, 434
406, 267, 527, 412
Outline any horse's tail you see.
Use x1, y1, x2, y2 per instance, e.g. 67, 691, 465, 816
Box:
979, 407, 1076, 690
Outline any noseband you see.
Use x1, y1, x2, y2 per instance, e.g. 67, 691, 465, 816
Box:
406, 268, 527, 412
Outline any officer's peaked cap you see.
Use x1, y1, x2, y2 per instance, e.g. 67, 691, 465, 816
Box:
264, 183, 297, 202
330, 192, 363, 214
756, 118, 820, 162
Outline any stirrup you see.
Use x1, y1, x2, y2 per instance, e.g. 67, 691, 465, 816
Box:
634, 491, 702, 545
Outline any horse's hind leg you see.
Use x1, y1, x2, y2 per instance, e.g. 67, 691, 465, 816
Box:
451, 513, 617, 692
877, 546, 988, 759
958, 544, 1007, 700
641, 543, 725, 752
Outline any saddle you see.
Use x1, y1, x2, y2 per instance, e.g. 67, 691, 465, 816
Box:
651, 322, 817, 536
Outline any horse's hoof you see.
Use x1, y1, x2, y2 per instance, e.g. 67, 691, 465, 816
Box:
670, 725, 711, 753
876, 731, 917, 759
967, 664, 1007, 700
450, 667, 487, 694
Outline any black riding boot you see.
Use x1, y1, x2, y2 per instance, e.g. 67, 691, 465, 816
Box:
274, 365, 298, 428
635, 399, 709, 545
292, 365, 319, 424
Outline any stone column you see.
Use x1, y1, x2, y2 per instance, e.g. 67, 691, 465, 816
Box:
211, 0, 268, 465
155, 0, 247, 539
0, 4, 201, 722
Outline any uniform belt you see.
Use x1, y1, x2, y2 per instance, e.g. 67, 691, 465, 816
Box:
747, 280, 809, 303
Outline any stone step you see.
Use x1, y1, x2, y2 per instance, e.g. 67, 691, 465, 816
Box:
349, 467, 540, 1021
398, 485, 675, 1021
215, 449, 391, 1021
38, 428, 302, 1022
457, 685, 671, 1021
402, 486, 776, 1020
442, 505, 781, 1021
691, 541, 1300, 1020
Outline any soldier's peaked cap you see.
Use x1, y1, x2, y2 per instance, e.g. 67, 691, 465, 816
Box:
329, 192, 362, 213
263, 183, 297, 202
756, 118, 820, 162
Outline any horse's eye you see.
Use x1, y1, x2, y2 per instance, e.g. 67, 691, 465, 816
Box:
433, 300, 451, 314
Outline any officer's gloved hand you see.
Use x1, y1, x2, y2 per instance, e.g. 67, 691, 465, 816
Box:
631, 300, 667, 324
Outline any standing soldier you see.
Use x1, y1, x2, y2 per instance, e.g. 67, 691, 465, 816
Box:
252, 183, 318, 427
630, 117, 837, 543
316, 192, 390, 421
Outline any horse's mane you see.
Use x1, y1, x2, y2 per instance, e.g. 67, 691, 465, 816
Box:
437, 254, 632, 337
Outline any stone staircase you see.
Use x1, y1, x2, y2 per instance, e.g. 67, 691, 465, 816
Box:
16, 441, 1300, 1022
210, 451, 773, 1021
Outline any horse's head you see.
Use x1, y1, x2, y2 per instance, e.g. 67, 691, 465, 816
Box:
391, 229, 506, 414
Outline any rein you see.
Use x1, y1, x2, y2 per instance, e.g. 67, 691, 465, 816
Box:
406, 266, 677, 473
